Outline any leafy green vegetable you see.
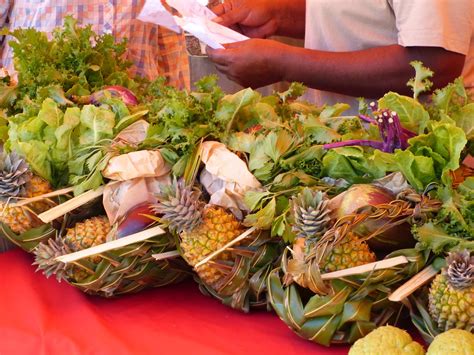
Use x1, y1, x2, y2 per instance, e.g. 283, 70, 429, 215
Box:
407, 61, 434, 100
2, 16, 135, 113
413, 222, 474, 254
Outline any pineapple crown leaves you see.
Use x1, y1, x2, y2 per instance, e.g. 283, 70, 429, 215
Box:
33, 237, 71, 282
289, 188, 332, 239
445, 250, 474, 289
153, 178, 204, 234
407, 61, 434, 100
0, 151, 30, 200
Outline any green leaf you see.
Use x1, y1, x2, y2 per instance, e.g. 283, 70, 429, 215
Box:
407, 61, 434, 99
215, 88, 260, 131
115, 109, 148, 132
452, 103, 474, 140
79, 105, 115, 145
248, 138, 271, 171
299, 314, 341, 347
319, 103, 351, 119
227, 132, 257, 153
267, 268, 286, 319
271, 214, 286, 237
243, 197, 276, 229
55, 107, 80, 151
322, 147, 385, 184
244, 190, 272, 211
391, 150, 436, 191
339, 300, 372, 326
276, 82, 307, 103
283, 284, 306, 329
304, 116, 341, 144
378, 92, 430, 133
432, 77, 467, 114
414, 222, 474, 254
17, 141, 52, 182
347, 321, 376, 344
304, 286, 351, 318
263, 130, 294, 162
37, 98, 64, 128
408, 121, 467, 184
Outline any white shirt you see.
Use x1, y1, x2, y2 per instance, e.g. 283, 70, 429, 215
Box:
304, 0, 474, 109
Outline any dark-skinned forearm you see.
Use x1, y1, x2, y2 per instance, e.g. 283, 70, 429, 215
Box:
273, 0, 306, 39
278, 44, 465, 97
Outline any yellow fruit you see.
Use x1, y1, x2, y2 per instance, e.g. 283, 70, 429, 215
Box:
427, 329, 474, 355
181, 206, 243, 286
349, 325, 425, 355
323, 232, 376, 272
0, 175, 52, 234
64, 216, 111, 280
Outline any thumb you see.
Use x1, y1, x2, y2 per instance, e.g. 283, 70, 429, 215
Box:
222, 40, 247, 49
213, 9, 249, 28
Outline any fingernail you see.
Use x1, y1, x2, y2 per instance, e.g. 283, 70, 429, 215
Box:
213, 17, 223, 24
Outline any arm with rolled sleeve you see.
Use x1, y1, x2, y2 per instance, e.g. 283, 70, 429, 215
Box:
208, 0, 472, 97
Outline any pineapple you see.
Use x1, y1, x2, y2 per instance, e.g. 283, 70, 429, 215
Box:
154, 180, 245, 287
322, 233, 376, 272
0, 152, 52, 234
290, 188, 332, 239
428, 250, 474, 332
35, 216, 111, 282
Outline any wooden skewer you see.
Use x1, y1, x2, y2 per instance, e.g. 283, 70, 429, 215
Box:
152, 250, 181, 261
38, 186, 105, 223
56, 225, 166, 263
320, 256, 409, 280
194, 226, 257, 269
389, 265, 439, 302
10, 187, 74, 207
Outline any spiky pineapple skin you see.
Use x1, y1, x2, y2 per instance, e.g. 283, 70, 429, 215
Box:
64, 216, 111, 280
180, 206, 243, 286
428, 273, 474, 332
0, 175, 52, 234
65, 216, 110, 252
323, 233, 376, 273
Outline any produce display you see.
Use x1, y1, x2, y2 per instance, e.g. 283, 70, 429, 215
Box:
0, 17, 472, 348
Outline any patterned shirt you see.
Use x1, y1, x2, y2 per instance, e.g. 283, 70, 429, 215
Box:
0, 0, 190, 89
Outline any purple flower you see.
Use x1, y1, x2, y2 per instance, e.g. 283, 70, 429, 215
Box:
323, 103, 416, 153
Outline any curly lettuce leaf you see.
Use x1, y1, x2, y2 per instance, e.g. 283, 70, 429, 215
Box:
378, 92, 430, 134
407, 61, 434, 100
414, 222, 474, 254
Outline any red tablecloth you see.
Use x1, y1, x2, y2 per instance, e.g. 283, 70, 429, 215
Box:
0, 250, 349, 355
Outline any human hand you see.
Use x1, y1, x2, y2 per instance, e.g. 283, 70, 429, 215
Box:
211, 0, 279, 38
207, 39, 288, 88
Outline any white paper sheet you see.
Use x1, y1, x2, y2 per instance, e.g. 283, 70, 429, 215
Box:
136, 1, 181, 33
137, 0, 249, 48
167, 0, 216, 19
174, 16, 248, 49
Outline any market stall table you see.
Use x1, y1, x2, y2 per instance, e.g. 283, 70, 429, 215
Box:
0, 250, 349, 355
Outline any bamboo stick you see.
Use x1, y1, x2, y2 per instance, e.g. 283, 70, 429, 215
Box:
388, 265, 439, 302
320, 256, 409, 280
56, 225, 166, 263
38, 186, 105, 223
152, 250, 180, 261
194, 226, 257, 268
10, 187, 74, 207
